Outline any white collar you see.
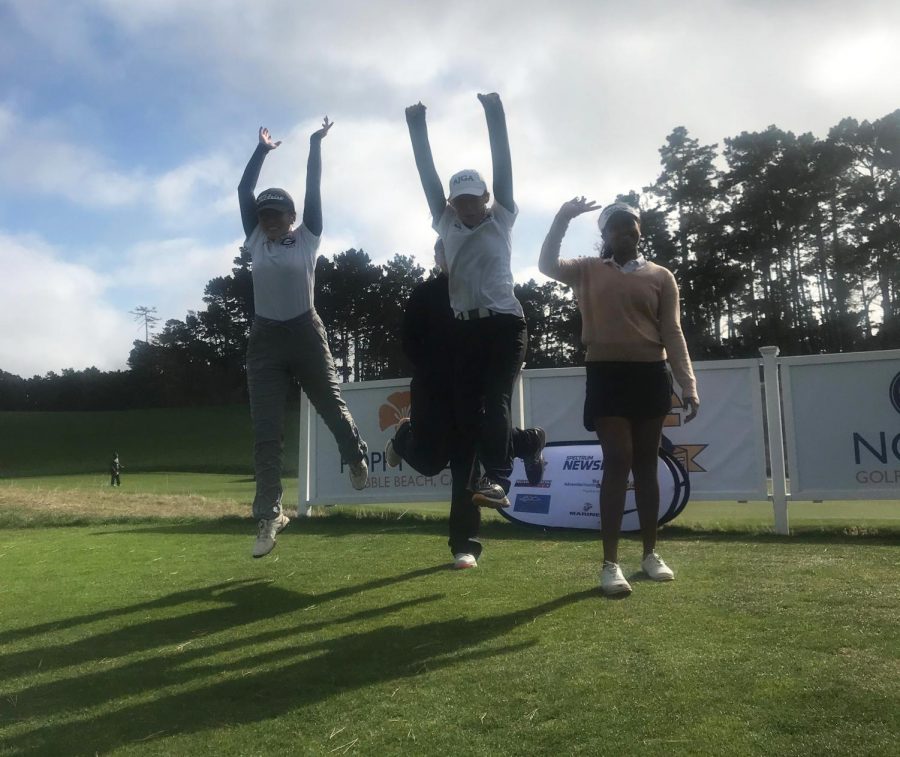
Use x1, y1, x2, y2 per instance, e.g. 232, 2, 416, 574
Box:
603, 253, 647, 273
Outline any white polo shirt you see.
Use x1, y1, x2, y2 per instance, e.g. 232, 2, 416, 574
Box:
244, 223, 320, 321
433, 201, 524, 318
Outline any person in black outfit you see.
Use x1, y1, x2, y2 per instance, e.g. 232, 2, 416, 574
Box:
109, 453, 122, 487
386, 243, 545, 569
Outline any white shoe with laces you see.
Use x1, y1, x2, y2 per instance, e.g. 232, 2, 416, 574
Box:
600, 561, 632, 596
641, 551, 675, 581
252, 512, 290, 558
453, 553, 478, 570
349, 457, 369, 490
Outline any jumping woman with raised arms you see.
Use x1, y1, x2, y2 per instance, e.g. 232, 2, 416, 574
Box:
238, 121, 368, 559
405, 93, 541, 510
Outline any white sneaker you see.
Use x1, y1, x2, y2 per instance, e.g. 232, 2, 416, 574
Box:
641, 551, 675, 581
252, 512, 290, 558
349, 457, 368, 490
453, 553, 478, 570
600, 561, 632, 596
385, 438, 402, 468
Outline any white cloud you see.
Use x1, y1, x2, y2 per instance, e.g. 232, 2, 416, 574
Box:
110, 236, 243, 324
151, 155, 234, 223
0, 105, 146, 209
0, 232, 134, 376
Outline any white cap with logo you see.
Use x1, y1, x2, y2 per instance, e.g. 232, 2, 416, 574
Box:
448, 169, 487, 200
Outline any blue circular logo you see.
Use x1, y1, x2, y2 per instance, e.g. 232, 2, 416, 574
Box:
891, 372, 900, 414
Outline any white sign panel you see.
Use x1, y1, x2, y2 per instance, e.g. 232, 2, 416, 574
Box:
782, 351, 900, 499
523, 361, 768, 501
309, 379, 452, 504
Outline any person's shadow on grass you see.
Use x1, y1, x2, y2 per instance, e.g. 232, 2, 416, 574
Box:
2, 578, 595, 755
0, 565, 447, 677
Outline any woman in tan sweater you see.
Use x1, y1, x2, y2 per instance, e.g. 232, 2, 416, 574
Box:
539, 197, 699, 596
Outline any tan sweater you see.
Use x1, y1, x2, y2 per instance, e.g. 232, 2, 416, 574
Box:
540, 218, 697, 399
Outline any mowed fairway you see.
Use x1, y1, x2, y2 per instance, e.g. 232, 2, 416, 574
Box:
0, 480, 898, 756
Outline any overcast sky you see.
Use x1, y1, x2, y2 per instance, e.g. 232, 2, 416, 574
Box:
2, 0, 898, 377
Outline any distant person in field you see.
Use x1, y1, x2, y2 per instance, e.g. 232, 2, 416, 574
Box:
109, 453, 121, 487
405, 92, 527, 510
539, 198, 699, 597
238, 121, 369, 559
385, 240, 546, 569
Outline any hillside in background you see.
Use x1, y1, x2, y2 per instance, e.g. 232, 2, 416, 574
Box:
0, 405, 300, 477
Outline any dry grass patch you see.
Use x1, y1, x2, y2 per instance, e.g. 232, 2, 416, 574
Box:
0, 484, 246, 524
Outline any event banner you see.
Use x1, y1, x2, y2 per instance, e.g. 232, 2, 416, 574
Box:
522, 361, 768, 501
781, 350, 900, 499
503, 442, 689, 532
308, 378, 452, 504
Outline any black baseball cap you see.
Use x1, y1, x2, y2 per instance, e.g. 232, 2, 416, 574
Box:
256, 187, 295, 213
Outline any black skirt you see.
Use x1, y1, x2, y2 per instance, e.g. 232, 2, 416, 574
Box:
583, 361, 673, 430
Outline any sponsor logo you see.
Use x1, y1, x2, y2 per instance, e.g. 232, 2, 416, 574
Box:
513, 493, 551, 514
513, 479, 550, 488
851, 375, 900, 483
891, 372, 900, 415
670, 444, 708, 473
661, 392, 709, 473
582, 502, 593, 512
258, 190, 288, 203
378, 390, 410, 431
567, 509, 599, 518
280, 236, 296, 246
664, 390, 689, 428
563, 455, 601, 471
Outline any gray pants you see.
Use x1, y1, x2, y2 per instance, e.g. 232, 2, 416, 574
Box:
247, 310, 366, 519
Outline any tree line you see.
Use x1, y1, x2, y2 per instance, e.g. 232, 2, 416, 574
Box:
2, 110, 897, 411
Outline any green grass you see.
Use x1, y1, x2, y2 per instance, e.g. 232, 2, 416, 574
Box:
0, 405, 300, 477
0, 512, 897, 756
3, 411, 897, 752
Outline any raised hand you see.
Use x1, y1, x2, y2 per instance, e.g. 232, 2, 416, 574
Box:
311, 116, 333, 141
477, 92, 503, 109
405, 102, 427, 122
258, 126, 281, 150
558, 196, 600, 220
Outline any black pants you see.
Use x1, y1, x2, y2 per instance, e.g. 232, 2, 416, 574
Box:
393, 323, 540, 559
394, 367, 540, 558
393, 373, 481, 557
452, 314, 528, 493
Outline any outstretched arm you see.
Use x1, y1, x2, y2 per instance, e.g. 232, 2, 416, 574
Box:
303, 116, 333, 236
238, 127, 281, 237
405, 102, 446, 222
539, 197, 599, 281
478, 92, 513, 212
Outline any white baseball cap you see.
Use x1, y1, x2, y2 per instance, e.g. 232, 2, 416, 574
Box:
448, 169, 487, 200
597, 202, 641, 231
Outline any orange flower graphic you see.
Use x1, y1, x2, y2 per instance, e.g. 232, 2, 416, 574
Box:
379, 390, 411, 431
